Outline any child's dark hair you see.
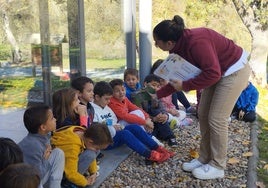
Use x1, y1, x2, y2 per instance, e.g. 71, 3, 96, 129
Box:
150, 59, 164, 74
71, 76, 94, 92
0, 137, 23, 172
144, 74, 161, 84
0, 163, 40, 188
23, 104, 50, 134
109, 79, 124, 89
93, 81, 113, 97
84, 122, 113, 145
123, 68, 139, 80
153, 15, 185, 42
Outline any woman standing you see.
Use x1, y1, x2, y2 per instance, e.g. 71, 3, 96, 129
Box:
152, 15, 250, 180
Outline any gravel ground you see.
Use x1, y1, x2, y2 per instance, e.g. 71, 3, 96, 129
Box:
100, 115, 252, 188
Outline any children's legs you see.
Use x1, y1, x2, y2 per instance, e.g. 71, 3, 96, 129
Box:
152, 122, 175, 140
43, 148, 65, 188
176, 110, 186, 122
130, 109, 145, 119
118, 109, 145, 128
172, 93, 180, 109
174, 91, 191, 109
78, 149, 97, 174
108, 128, 153, 158
243, 111, 256, 122
124, 125, 158, 150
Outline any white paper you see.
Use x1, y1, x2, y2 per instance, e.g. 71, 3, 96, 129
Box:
154, 53, 201, 81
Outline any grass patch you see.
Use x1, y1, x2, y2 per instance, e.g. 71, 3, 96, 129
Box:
0, 76, 70, 108
256, 86, 268, 185
62, 58, 127, 70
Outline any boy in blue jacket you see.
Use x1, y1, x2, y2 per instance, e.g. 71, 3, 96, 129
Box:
231, 82, 259, 122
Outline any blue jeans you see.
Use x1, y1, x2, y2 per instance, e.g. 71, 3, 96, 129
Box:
78, 149, 97, 174
152, 121, 175, 141
106, 124, 158, 158
148, 106, 175, 141
43, 148, 65, 188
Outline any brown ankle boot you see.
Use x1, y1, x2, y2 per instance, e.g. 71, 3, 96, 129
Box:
156, 146, 176, 157
148, 150, 170, 163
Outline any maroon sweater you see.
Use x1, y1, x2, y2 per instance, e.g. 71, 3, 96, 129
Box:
157, 27, 243, 98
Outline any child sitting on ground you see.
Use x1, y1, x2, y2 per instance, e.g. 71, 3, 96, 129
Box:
71, 76, 95, 126
109, 78, 178, 147
109, 78, 165, 146
91, 81, 174, 163
51, 123, 113, 187
52, 87, 100, 179
151, 59, 197, 116
0, 163, 40, 188
0, 137, 23, 172
53, 88, 89, 129
123, 68, 142, 101
159, 78, 194, 128
231, 81, 259, 122
71, 76, 106, 161
151, 59, 193, 128
18, 104, 65, 188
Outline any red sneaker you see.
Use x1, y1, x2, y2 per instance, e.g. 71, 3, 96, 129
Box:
156, 146, 176, 157
148, 150, 170, 163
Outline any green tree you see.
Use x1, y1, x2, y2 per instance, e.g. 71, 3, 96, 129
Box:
231, 0, 268, 86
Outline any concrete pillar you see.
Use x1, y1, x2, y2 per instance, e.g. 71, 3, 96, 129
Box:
139, 0, 152, 83
123, 0, 136, 68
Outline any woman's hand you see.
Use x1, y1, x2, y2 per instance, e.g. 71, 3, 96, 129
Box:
170, 79, 183, 91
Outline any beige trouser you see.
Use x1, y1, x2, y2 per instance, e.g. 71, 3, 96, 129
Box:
197, 62, 250, 169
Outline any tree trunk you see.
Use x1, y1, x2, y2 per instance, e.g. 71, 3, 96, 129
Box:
2, 11, 21, 63
231, 0, 268, 86
249, 29, 268, 87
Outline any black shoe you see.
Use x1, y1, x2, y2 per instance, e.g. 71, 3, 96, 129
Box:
61, 178, 79, 188
168, 138, 178, 147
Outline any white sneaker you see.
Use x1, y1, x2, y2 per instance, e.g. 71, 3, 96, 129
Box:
182, 159, 203, 172
179, 118, 193, 128
192, 164, 224, 180
151, 136, 164, 147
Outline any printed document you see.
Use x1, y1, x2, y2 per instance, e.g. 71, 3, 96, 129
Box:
154, 53, 201, 81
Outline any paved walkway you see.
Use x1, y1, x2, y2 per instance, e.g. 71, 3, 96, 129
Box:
0, 66, 124, 79
0, 109, 27, 143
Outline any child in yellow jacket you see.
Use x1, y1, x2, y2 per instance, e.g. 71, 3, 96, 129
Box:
51, 123, 112, 187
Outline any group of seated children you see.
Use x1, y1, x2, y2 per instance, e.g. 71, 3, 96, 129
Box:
1, 59, 258, 188
3, 62, 197, 187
